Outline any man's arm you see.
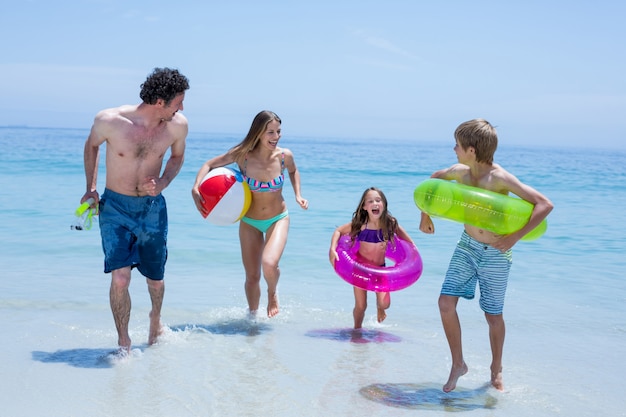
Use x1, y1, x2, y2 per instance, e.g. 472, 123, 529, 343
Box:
154, 118, 188, 194
82, 114, 109, 204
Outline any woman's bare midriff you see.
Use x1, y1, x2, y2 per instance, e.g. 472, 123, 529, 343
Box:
245, 192, 287, 219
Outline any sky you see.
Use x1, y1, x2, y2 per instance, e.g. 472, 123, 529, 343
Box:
1, 0, 624, 150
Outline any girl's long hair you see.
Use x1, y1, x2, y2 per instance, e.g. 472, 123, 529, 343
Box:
349, 187, 398, 243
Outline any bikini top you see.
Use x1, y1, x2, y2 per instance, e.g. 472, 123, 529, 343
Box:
243, 151, 285, 193
357, 228, 384, 243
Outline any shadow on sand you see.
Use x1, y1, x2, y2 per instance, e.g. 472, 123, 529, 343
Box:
31, 346, 143, 369
360, 382, 497, 411
31, 319, 269, 369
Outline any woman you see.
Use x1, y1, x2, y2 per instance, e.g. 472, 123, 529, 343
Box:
192, 110, 308, 318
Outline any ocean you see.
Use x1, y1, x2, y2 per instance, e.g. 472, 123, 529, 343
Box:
0, 126, 624, 416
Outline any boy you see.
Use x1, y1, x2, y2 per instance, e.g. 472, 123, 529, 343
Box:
419, 119, 553, 392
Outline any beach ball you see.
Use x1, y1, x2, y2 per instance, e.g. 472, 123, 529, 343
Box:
198, 167, 252, 225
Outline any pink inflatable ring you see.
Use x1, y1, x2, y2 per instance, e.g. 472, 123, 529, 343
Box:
334, 235, 423, 292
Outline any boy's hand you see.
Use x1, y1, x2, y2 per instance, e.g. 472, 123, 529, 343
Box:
492, 234, 519, 252
419, 213, 435, 234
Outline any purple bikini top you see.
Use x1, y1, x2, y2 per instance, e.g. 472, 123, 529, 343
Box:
357, 228, 383, 243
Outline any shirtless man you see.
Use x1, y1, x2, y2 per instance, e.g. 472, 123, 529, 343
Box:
80, 67, 189, 354
419, 119, 553, 392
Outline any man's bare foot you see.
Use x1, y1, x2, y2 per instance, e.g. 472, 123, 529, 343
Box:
247, 309, 258, 320
267, 293, 279, 318
148, 311, 164, 345
109, 346, 131, 360
116, 341, 131, 356
491, 367, 504, 391
377, 308, 387, 323
443, 362, 468, 393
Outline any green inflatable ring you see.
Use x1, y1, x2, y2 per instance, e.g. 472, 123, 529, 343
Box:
413, 179, 547, 241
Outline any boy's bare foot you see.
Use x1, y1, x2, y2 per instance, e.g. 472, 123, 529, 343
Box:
148, 311, 164, 345
491, 367, 504, 391
443, 362, 468, 392
267, 293, 279, 318
377, 308, 387, 323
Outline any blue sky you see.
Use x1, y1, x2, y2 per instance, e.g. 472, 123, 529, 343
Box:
1, 0, 624, 149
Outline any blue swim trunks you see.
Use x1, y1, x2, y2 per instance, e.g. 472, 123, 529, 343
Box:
98, 188, 168, 280
442, 231, 512, 315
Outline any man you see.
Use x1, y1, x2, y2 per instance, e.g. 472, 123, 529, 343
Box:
80, 67, 190, 354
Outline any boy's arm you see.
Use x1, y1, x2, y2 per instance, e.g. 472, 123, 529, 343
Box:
432, 164, 466, 181
419, 212, 435, 234
419, 165, 464, 234
492, 172, 554, 252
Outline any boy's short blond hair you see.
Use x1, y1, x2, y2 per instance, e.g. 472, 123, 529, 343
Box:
455, 119, 498, 164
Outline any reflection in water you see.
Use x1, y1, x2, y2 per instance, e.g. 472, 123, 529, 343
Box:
169, 318, 272, 337
305, 328, 402, 343
360, 382, 497, 412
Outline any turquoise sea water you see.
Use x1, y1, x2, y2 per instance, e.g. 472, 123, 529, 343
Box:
0, 126, 625, 416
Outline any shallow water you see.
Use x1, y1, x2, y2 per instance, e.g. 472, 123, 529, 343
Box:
1, 127, 625, 416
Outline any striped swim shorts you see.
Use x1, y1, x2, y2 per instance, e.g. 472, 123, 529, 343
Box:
441, 231, 512, 315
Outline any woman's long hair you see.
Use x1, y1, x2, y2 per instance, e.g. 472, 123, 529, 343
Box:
230, 110, 281, 165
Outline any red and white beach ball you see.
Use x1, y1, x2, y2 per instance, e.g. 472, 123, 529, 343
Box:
198, 167, 252, 225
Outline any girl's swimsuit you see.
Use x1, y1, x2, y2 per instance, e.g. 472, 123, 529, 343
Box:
243, 151, 285, 193
357, 228, 384, 243
241, 211, 289, 233
241, 151, 288, 233
355, 228, 386, 267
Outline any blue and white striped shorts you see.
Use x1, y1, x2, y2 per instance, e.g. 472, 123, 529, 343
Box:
442, 231, 512, 315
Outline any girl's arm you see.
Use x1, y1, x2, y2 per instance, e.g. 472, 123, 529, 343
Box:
329, 223, 351, 265
395, 224, 415, 244
191, 151, 237, 216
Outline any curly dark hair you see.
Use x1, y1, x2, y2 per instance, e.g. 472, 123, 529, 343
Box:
139, 67, 190, 105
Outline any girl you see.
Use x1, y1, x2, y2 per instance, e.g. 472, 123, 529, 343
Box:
329, 187, 414, 328
192, 110, 308, 318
